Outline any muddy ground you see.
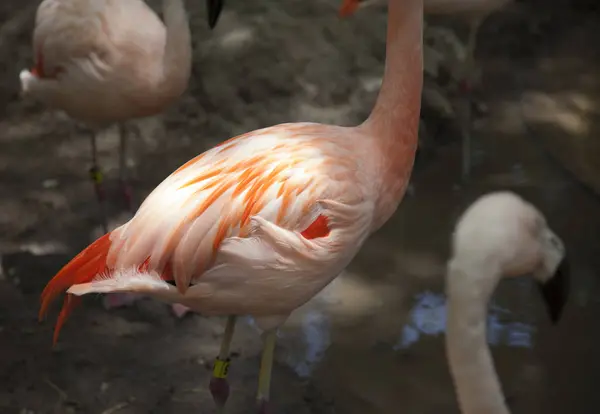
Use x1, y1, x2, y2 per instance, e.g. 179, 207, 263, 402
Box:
1, 0, 600, 413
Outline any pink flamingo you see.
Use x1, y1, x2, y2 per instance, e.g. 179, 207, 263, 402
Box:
19, 0, 193, 231
38, 0, 424, 412
446, 191, 569, 414
20, 0, 193, 314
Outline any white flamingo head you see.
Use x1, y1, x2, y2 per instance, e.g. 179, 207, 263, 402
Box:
450, 191, 569, 323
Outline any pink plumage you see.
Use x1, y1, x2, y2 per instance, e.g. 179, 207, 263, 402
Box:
21, 0, 192, 123
19, 0, 193, 236
38, 0, 424, 410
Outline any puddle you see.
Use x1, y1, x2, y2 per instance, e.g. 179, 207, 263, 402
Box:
283, 309, 331, 378
394, 291, 537, 350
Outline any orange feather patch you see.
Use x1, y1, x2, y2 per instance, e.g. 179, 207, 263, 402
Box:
31, 48, 45, 77
40, 234, 175, 345
339, 0, 360, 16
39, 233, 112, 344
31, 47, 63, 79
301, 215, 330, 239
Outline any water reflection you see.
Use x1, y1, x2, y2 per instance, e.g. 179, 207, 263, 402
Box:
246, 311, 331, 378
394, 291, 536, 350
283, 310, 331, 378
249, 287, 537, 378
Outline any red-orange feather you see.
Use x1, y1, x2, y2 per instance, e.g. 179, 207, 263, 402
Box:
31, 46, 64, 79
339, 0, 360, 16
31, 48, 45, 78
39, 232, 112, 344
41, 215, 330, 345
301, 215, 330, 239
39, 126, 341, 344
39, 233, 176, 345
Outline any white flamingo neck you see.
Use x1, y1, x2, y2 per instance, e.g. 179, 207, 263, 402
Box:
158, 0, 192, 99
446, 259, 510, 414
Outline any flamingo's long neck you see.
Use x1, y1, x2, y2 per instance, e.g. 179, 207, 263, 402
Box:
159, 0, 192, 99
446, 258, 510, 414
362, 0, 423, 226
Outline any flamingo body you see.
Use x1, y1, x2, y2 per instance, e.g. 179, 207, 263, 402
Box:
39, 0, 423, 410
446, 192, 569, 414
40, 122, 385, 340
19, 0, 192, 246
20, 0, 191, 124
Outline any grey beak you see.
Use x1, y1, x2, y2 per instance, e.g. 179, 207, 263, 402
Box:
207, 0, 224, 29
537, 256, 570, 324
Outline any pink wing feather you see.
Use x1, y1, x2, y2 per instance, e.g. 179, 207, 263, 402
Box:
40, 123, 364, 343
32, 0, 112, 78
108, 123, 344, 288
31, 0, 164, 77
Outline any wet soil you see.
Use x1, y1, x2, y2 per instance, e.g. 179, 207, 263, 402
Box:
1, 0, 599, 413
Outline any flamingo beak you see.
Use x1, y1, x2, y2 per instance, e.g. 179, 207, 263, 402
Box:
207, 0, 224, 29
537, 256, 570, 324
339, 0, 360, 17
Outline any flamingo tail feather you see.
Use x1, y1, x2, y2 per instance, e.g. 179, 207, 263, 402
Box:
39, 232, 112, 344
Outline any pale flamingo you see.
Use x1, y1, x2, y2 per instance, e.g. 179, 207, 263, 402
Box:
20, 0, 193, 314
446, 191, 569, 414
19, 0, 193, 231
38, 0, 424, 412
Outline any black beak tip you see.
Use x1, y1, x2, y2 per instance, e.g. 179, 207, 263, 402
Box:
538, 256, 570, 325
207, 0, 224, 29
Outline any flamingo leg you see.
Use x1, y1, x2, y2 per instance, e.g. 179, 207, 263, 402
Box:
89, 131, 108, 233
118, 123, 134, 212
210, 316, 237, 412
459, 19, 482, 180
102, 123, 141, 310
256, 329, 277, 413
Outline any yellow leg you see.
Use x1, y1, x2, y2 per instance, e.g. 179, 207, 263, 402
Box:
256, 330, 277, 413
218, 315, 237, 361
210, 316, 237, 412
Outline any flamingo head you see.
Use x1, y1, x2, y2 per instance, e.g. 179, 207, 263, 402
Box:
451, 191, 570, 324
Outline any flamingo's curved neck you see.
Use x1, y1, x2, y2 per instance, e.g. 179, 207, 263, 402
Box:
446, 259, 510, 414
362, 0, 423, 225
159, 0, 192, 98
